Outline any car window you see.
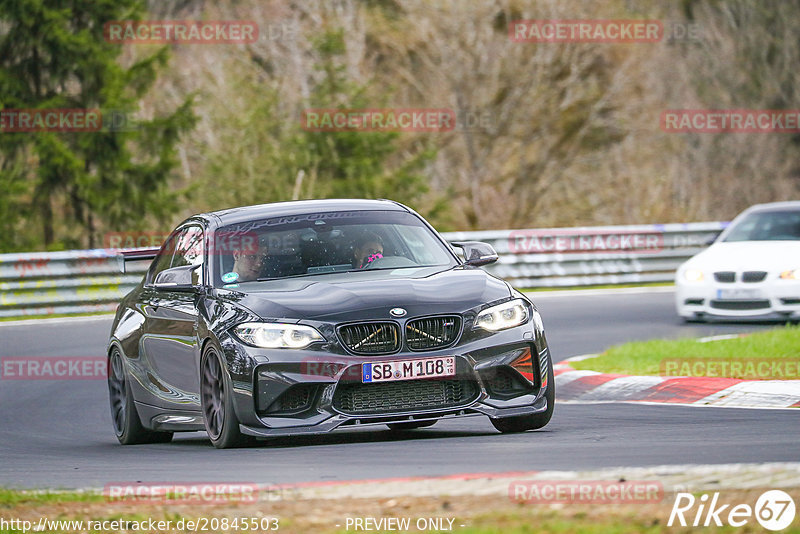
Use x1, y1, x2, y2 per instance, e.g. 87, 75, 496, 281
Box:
723, 210, 800, 242
146, 229, 183, 284
170, 226, 204, 285
213, 210, 457, 286
171, 226, 204, 268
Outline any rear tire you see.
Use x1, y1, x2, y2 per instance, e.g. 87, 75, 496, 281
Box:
108, 349, 173, 445
386, 420, 437, 430
491, 355, 555, 433
201, 345, 253, 449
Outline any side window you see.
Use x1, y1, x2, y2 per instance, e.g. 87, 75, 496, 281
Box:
171, 226, 204, 268
147, 229, 183, 284
171, 226, 204, 284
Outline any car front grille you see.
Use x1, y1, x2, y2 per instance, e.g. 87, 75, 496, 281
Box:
710, 299, 770, 310
333, 379, 478, 415
405, 315, 461, 351
714, 271, 736, 283
338, 322, 400, 355
742, 271, 767, 283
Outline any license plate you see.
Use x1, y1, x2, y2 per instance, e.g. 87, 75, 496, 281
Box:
717, 288, 764, 300
362, 356, 456, 383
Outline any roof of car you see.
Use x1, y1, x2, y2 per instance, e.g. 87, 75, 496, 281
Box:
202, 199, 410, 226
745, 200, 800, 213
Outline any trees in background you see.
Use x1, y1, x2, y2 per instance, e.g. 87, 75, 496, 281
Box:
0, 0, 195, 250
2, 0, 799, 252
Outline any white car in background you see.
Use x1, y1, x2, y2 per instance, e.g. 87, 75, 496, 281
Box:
676, 201, 800, 321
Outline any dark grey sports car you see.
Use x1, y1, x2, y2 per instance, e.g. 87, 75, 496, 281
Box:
108, 199, 554, 448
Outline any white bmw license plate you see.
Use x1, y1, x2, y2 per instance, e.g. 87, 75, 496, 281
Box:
716, 288, 764, 300
362, 356, 456, 383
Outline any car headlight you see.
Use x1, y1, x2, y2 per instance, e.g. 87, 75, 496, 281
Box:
780, 269, 800, 280
475, 299, 530, 331
683, 269, 704, 282
232, 322, 324, 349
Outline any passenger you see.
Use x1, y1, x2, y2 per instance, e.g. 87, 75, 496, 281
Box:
353, 233, 384, 268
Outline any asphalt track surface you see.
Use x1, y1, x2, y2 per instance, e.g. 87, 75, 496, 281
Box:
1, 289, 797, 489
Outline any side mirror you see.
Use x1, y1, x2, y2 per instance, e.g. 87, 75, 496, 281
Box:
451, 241, 499, 267
153, 264, 201, 291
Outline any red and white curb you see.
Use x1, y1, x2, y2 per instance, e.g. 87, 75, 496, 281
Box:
555, 355, 800, 409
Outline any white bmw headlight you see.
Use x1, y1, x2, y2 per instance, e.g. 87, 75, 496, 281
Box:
683, 269, 704, 282
475, 299, 530, 331
233, 322, 324, 349
780, 269, 800, 280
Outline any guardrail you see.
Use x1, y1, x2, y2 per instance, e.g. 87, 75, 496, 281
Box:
0, 221, 727, 318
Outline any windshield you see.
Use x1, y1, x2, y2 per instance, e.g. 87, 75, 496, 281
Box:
722, 209, 800, 242
212, 210, 457, 286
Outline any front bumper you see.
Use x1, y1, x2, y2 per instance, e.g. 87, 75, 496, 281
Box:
676, 278, 800, 320
220, 325, 551, 436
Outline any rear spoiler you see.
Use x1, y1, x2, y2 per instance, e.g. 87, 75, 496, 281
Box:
117, 247, 161, 273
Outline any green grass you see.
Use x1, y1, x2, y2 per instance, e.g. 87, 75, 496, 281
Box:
0, 488, 102, 507
571, 325, 800, 378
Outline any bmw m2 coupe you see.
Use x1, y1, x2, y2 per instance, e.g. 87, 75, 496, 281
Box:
107, 199, 554, 448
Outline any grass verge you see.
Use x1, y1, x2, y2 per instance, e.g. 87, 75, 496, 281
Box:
1, 488, 798, 533
570, 325, 800, 378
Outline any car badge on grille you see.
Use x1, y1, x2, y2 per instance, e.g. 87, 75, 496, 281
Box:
389, 307, 407, 317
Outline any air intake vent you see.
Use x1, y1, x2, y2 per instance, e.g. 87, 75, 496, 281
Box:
265, 384, 317, 414
710, 300, 770, 310
742, 271, 767, 283
338, 322, 400, 355
333, 379, 478, 415
406, 315, 461, 351
714, 271, 736, 283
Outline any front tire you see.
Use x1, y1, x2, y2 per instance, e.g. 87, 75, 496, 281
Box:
201, 345, 252, 449
491, 356, 555, 433
108, 349, 173, 445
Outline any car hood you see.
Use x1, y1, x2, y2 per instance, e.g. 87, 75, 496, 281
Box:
684, 241, 800, 271
218, 267, 512, 322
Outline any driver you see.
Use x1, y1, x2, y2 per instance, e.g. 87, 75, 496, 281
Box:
353, 233, 384, 269
231, 235, 265, 281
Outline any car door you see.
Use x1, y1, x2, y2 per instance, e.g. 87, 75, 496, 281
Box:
139, 225, 205, 410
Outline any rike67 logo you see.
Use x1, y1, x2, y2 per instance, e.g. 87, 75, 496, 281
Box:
668, 490, 796, 531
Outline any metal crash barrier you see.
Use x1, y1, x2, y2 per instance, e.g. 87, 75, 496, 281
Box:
0, 222, 726, 318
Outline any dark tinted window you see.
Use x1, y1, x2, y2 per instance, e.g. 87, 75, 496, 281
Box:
723, 210, 800, 242
213, 210, 456, 286
147, 229, 182, 284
